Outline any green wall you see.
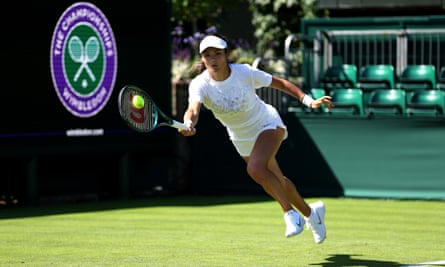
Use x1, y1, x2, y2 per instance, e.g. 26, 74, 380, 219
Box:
296, 114, 445, 199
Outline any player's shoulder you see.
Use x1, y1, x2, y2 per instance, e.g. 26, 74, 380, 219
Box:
189, 70, 210, 88
230, 63, 253, 72
230, 63, 258, 78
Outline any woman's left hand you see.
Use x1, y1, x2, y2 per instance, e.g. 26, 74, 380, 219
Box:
311, 96, 334, 110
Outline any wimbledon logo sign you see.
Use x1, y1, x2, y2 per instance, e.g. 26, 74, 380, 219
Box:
50, 2, 117, 117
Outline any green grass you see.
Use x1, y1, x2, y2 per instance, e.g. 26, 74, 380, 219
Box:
0, 196, 444, 267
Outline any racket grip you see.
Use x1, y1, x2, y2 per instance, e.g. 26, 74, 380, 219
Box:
171, 120, 189, 130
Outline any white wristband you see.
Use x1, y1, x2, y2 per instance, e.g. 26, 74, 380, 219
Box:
184, 119, 193, 128
301, 94, 314, 108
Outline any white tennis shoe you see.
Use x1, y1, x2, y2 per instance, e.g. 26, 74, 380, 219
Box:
284, 209, 305, 238
305, 201, 326, 244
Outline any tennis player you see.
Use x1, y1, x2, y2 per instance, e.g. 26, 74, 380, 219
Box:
178, 34, 334, 244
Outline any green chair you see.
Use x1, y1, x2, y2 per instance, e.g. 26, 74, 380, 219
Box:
406, 90, 445, 116
358, 64, 395, 89
319, 64, 357, 93
329, 88, 364, 115
311, 88, 326, 99
367, 89, 406, 117
358, 64, 396, 112
343, 64, 358, 87
399, 65, 444, 116
397, 64, 436, 91
436, 66, 445, 90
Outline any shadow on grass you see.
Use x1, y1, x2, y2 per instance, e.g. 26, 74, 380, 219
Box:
0, 194, 272, 219
309, 254, 401, 267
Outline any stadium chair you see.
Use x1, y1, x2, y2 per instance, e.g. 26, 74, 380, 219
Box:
328, 88, 364, 115
319, 65, 362, 115
357, 65, 406, 116
357, 64, 395, 108
436, 66, 445, 90
398, 65, 444, 116
358, 64, 395, 89
397, 64, 436, 93
406, 90, 445, 116
319, 64, 357, 93
366, 89, 406, 117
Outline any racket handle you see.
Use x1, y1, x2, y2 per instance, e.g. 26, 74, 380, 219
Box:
171, 120, 189, 130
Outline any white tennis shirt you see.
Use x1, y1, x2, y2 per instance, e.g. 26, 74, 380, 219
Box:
188, 63, 287, 146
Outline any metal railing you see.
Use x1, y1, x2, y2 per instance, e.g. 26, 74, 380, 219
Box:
248, 29, 445, 114
317, 29, 445, 83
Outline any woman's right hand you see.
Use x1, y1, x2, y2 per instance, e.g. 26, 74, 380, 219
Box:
178, 120, 196, 136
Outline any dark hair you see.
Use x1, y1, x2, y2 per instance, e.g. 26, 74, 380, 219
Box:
189, 33, 232, 76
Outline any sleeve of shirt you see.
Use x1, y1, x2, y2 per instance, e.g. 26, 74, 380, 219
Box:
188, 78, 204, 103
244, 64, 273, 89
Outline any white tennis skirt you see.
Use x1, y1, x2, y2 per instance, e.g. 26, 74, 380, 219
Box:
229, 105, 288, 157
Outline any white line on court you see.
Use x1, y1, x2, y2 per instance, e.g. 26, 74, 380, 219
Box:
401, 260, 445, 267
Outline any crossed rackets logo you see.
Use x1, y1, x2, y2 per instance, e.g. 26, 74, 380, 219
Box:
68, 36, 100, 86
63, 25, 103, 94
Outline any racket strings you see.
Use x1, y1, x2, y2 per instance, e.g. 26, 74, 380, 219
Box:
145, 101, 157, 129
122, 90, 158, 132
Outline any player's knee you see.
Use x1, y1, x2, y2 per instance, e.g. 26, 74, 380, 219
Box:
246, 163, 268, 185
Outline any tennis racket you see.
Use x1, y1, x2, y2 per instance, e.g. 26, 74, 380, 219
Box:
118, 85, 188, 132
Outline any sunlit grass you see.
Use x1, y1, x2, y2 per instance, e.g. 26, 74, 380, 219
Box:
0, 196, 444, 266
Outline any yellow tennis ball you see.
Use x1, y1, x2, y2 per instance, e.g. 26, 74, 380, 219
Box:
132, 95, 145, 109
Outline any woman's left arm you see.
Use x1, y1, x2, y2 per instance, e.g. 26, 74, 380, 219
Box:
270, 76, 334, 110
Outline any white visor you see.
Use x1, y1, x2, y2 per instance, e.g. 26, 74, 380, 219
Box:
199, 36, 227, 54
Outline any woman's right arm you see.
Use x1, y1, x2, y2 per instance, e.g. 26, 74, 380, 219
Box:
179, 100, 201, 136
